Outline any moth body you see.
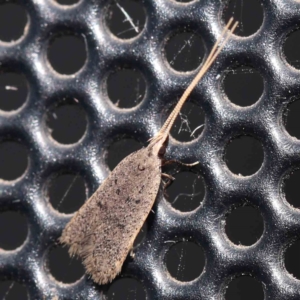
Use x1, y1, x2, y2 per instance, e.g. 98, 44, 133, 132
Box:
59, 18, 237, 285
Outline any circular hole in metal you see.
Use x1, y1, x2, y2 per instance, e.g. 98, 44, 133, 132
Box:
284, 30, 300, 70
165, 32, 205, 72
133, 222, 147, 248
283, 169, 300, 209
0, 211, 28, 250
0, 73, 28, 112
283, 99, 300, 140
107, 68, 146, 108
55, 0, 79, 5
224, 136, 264, 176
170, 102, 205, 142
165, 241, 205, 282
225, 276, 264, 300
0, 281, 28, 299
0, 3, 28, 42
0, 141, 28, 181
47, 35, 87, 75
107, 278, 146, 300
46, 100, 87, 145
285, 239, 300, 280
48, 174, 87, 214
166, 172, 205, 212
105, 0, 146, 40
223, 67, 264, 107
48, 246, 85, 283
225, 205, 263, 246
106, 138, 143, 170
222, 0, 264, 37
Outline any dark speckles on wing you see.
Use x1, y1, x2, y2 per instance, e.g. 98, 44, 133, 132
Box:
60, 147, 162, 285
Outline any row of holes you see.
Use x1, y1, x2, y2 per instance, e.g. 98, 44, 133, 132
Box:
1, 126, 300, 179
0, 136, 300, 206
0, 67, 264, 113
0, 200, 294, 249
0, 202, 263, 250
0, 239, 299, 298
0, 276, 265, 300
0, 0, 263, 42
0, 1, 299, 73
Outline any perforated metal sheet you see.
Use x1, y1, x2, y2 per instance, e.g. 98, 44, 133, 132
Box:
1, 0, 300, 299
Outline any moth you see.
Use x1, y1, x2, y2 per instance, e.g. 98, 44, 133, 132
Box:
60, 18, 238, 285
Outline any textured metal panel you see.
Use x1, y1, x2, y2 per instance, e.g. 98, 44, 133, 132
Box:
0, 0, 300, 299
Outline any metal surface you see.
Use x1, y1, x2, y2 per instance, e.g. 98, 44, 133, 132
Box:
0, 0, 300, 299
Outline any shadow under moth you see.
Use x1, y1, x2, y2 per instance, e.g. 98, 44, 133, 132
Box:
60, 19, 238, 285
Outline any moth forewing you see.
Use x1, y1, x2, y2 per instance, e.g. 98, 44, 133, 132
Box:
60, 147, 162, 284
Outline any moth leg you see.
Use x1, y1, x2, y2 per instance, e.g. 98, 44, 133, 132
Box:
161, 173, 175, 198
162, 159, 199, 167
162, 173, 175, 181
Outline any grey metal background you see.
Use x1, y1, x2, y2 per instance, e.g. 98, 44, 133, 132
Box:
0, 0, 300, 299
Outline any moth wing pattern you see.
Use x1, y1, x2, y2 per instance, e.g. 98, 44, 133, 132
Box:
60, 147, 162, 284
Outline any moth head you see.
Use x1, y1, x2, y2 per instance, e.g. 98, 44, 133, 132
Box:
157, 135, 169, 158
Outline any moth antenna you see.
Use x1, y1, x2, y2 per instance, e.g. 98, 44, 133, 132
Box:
149, 19, 238, 151
158, 17, 234, 132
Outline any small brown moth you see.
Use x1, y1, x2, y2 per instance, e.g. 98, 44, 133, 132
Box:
60, 19, 238, 285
